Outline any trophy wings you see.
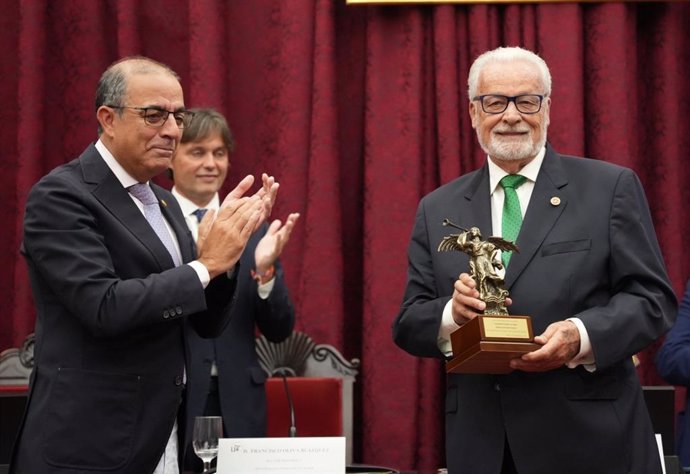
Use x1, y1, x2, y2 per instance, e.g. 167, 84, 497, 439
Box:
487, 236, 519, 253
437, 234, 462, 252
437, 233, 519, 254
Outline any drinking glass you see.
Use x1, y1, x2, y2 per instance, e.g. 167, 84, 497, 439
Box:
193, 416, 223, 473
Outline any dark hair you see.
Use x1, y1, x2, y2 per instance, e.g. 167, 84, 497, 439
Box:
168, 108, 235, 182
95, 56, 181, 135
181, 108, 235, 152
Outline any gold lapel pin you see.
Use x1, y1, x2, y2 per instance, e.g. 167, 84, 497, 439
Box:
161, 199, 168, 207
550, 197, 561, 206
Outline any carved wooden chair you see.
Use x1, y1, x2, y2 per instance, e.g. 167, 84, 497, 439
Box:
255, 331, 360, 464
0, 333, 34, 387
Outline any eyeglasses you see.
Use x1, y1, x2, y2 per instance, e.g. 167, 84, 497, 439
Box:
472, 94, 544, 115
107, 105, 195, 129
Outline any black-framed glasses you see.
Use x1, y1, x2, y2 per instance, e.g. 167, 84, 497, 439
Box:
472, 94, 544, 115
107, 105, 195, 129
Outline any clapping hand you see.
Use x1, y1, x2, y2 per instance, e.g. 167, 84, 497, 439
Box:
197, 174, 279, 278
218, 173, 279, 230
254, 213, 300, 275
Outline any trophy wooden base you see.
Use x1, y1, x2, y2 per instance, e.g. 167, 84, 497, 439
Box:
446, 315, 541, 374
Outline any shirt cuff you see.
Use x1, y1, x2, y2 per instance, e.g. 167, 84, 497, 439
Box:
188, 260, 210, 289
437, 299, 461, 356
565, 317, 596, 372
257, 278, 275, 300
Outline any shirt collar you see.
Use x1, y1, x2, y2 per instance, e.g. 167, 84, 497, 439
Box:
488, 146, 546, 195
171, 188, 220, 217
95, 139, 142, 188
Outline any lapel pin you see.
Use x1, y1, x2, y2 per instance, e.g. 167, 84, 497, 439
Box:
550, 197, 561, 206
161, 199, 168, 207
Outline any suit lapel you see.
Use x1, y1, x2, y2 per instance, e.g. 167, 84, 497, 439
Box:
504, 146, 568, 289
80, 144, 177, 270
460, 164, 493, 237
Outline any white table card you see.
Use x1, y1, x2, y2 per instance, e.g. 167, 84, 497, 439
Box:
217, 437, 346, 473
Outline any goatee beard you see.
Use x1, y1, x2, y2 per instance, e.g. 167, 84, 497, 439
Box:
477, 128, 547, 162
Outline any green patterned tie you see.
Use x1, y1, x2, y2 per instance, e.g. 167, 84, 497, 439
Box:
500, 174, 527, 267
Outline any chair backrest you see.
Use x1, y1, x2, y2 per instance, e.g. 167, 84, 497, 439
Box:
265, 377, 343, 436
256, 331, 360, 464
0, 334, 35, 387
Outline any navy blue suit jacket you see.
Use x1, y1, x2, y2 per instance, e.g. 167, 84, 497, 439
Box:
182, 222, 294, 461
11, 144, 235, 474
394, 145, 677, 474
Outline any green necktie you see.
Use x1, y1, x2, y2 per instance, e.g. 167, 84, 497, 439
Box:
500, 174, 527, 267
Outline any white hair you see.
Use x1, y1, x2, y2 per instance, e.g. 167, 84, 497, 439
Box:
467, 46, 552, 99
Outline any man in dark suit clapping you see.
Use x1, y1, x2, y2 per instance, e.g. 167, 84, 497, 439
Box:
12, 57, 278, 474
166, 108, 298, 472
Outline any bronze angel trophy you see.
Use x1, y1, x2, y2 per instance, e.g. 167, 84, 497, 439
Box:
439, 219, 539, 374
438, 221, 517, 315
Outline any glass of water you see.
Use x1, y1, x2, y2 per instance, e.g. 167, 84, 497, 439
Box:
193, 416, 223, 473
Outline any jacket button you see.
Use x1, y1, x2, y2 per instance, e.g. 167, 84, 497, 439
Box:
163, 309, 170, 319
494, 383, 501, 392
174, 376, 183, 386
175, 306, 183, 315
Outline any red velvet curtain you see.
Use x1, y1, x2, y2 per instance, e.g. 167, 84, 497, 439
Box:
2, 1, 689, 471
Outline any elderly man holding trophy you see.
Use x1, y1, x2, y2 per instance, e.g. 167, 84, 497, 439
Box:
392, 46, 676, 474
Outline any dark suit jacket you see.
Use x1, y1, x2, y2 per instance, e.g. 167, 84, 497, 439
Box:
182, 224, 294, 461
393, 145, 677, 474
656, 280, 690, 466
11, 144, 236, 474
